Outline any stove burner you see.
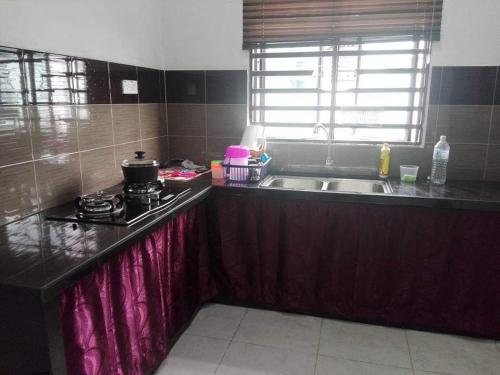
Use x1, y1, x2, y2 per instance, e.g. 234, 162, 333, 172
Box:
46, 185, 192, 226
125, 181, 163, 194
75, 191, 124, 219
124, 181, 164, 204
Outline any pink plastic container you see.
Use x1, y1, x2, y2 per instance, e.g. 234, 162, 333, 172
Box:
225, 145, 250, 181
225, 145, 250, 159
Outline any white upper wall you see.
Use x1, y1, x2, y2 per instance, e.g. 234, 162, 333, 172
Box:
162, 0, 500, 69
431, 0, 500, 66
0, 0, 165, 69
0, 0, 499, 70
163, 0, 248, 70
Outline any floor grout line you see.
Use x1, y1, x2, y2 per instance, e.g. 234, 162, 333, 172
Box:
181, 332, 231, 342
212, 307, 248, 375
314, 318, 324, 375
317, 352, 415, 371
161, 304, 499, 375
226, 337, 318, 355
405, 330, 415, 371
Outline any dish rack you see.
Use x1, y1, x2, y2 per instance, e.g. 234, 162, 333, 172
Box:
222, 158, 271, 183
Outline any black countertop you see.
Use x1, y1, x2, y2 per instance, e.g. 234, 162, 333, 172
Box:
0, 176, 212, 301
212, 177, 500, 211
3, 174, 500, 300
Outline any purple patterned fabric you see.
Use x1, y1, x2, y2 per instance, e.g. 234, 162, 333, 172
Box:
60, 204, 217, 375
210, 193, 500, 338
61, 196, 500, 375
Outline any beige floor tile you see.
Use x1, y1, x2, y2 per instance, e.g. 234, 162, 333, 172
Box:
233, 308, 321, 354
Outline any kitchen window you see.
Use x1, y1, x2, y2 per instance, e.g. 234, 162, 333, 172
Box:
243, 0, 443, 145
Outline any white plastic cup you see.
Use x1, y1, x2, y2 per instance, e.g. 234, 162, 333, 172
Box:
400, 165, 419, 183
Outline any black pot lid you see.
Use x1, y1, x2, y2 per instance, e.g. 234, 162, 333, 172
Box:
122, 151, 159, 167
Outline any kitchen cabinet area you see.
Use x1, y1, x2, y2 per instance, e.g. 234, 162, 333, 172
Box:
2, 0, 500, 374
209, 189, 500, 339
2, 179, 500, 374
59, 202, 216, 375
0, 187, 216, 375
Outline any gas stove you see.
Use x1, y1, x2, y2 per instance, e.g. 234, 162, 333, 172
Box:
124, 181, 164, 204
46, 182, 191, 226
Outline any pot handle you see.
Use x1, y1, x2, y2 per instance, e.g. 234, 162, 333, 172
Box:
106, 194, 124, 213
135, 151, 146, 160
74, 196, 83, 209
113, 194, 124, 210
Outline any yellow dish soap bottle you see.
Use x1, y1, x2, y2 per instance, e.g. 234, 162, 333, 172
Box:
379, 143, 390, 179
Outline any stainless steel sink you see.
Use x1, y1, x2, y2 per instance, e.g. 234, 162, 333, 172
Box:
260, 175, 392, 194
325, 179, 391, 194
262, 176, 325, 191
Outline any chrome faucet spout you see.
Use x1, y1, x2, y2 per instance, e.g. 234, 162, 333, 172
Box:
313, 123, 328, 135
313, 123, 334, 166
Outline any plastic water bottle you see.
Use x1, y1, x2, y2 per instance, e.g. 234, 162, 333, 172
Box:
430, 135, 450, 185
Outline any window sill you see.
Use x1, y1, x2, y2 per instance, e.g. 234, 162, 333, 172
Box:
266, 138, 424, 147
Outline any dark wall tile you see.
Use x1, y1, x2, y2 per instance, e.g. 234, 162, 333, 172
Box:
112, 104, 140, 144
109, 62, 138, 104
142, 137, 168, 164
495, 69, 500, 105
438, 67, 497, 105
139, 103, 165, 139
21, 51, 111, 105
206, 137, 241, 161
485, 145, 500, 182
334, 145, 379, 169
73, 58, 110, 104
30, 105, 78, 158
206, 70, 247, 104
288, 143, 327, 165
0, 106, 32, 166
447, 144, 487, 181
160, 71, 166, 103
389, 145, 433, 179
0, 162, 38, 225
34, 154, 81, 210
428, 67, 442, 105
0, 47, 26, 105
206, 104, 247, 137
167, 103, 206, 136
266, 142, 290, 172
425, 105, 439, 144
169, 136, 206, 164
80, 146, 120, 193
435, 105, 492, 144
77, 105, 114, 151
490, 106, 500, 144
23, 50, 74, 105
138, 67, 161, 103
165, 71, 205, 103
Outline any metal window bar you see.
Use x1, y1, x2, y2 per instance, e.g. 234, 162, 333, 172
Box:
250, 39, 430, 144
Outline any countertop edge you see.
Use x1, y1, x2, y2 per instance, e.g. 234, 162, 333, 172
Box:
0, 184, 212, 300
3, 175, 500, 298
211, 180, 500, 211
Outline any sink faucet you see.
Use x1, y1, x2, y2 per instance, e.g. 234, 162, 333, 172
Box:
313, 123, 334, 166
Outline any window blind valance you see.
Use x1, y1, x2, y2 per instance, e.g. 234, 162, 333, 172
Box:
243, 0, 443, 49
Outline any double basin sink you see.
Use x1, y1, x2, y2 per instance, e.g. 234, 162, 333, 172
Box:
260, 175, 393, 194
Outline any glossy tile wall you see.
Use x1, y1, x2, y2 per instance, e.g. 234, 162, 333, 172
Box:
269, 66, 500, 182
165, 70, 247, 164
427, 66, 500, 181
0, 46, 167, 225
